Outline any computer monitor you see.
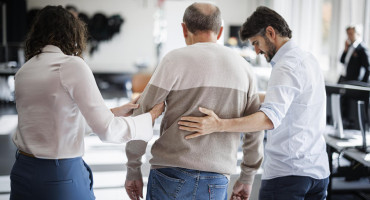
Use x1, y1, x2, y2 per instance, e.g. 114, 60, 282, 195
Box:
330, 93, 344, 139
326, 83, 370, 148
229, 25, 247, 47
357, 101, 369, 153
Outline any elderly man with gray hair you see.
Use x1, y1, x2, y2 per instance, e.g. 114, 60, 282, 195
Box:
124, 2, 264, 200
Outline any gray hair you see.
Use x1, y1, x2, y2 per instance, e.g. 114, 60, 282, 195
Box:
183, 3, 222, 34
346, 24, 363, 36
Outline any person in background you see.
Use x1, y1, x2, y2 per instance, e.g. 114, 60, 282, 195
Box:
179, 6, 330, 200
124, 3, 264, 200
11, 6, 164, 200
66, 4, 79, 18
339, 25, 370, 83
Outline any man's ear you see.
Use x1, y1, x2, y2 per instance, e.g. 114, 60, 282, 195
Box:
265, 26, 276, 40
217, 26, 223, 40
182, 23, 188, 38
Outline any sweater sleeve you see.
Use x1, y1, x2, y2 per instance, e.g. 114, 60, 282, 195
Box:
60, 57, 153, 143
238, 73, 264, 185
125, 56, 174, 180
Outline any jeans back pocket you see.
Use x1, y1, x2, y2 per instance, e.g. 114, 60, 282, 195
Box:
151, 169, 186, 200
209, 183, 228, 200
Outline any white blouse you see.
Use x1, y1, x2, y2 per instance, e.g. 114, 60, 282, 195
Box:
13, 45, 153, 159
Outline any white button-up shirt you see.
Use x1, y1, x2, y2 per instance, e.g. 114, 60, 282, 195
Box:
13, 45, 153, 159
260, 40, 330, 180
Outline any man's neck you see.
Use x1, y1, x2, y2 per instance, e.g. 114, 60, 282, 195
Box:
275, 37, 290, 52
188, 31, 218, 45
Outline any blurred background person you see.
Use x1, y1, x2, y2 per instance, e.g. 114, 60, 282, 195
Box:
338, 25, 370, 83
66, 4, 78, 18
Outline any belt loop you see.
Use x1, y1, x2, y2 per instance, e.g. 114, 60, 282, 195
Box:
55, 159, 59, 166
15, 149, 19, 159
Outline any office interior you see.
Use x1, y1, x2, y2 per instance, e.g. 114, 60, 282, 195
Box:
0, 0, 370, 199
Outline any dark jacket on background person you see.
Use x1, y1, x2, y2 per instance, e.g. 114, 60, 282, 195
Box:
340, 43, 370, 83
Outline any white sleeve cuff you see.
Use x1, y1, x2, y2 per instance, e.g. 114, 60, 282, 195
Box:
131, 113, 153, 142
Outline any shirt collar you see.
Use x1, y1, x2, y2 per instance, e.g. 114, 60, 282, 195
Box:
352, 39, 362, 48
270, 40, 297, 67
41, 45, 64, 54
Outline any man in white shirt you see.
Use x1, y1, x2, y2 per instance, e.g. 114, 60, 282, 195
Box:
179, 6, 330, 200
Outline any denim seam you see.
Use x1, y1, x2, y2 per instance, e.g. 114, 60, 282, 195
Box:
151, 169, 186, 200
192, 172, 200, 200
208, 183, 228, 200
173, 168, 226, 179
173, 168, 199, 178
174, 180, 185, 199
154, 169, 185, 183
208, 183, 228, 189
199, 175, 226, 179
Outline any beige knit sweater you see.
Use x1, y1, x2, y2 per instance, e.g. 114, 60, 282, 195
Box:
125, 42, 264, 185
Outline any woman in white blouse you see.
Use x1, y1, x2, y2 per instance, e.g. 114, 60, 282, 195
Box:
10, 6, 164, 200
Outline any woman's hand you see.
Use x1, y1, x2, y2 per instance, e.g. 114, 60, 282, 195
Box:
111, 95, 141, 117
149, 102, 165, 124
178, 107, 222, 139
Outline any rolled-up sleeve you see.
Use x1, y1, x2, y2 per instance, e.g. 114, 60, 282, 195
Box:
260, 64, 302, 129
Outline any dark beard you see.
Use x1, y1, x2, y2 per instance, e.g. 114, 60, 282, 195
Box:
263, 36, 277, 62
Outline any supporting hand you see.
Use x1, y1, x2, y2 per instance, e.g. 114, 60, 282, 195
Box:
149, 102, 165, 124
125, 179, 144, 200
230, 181, 252, 200
111, 95, 141, 117
178, 107, 222, 139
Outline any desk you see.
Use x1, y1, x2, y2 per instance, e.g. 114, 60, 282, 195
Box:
0, 64, 19, 75
324, 127, 370, 199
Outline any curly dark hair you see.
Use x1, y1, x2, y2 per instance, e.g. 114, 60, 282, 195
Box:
239, 6, 292, 41
25, 5, 87, 61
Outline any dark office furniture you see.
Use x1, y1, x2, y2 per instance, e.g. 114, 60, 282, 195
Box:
325, 83, 370, 200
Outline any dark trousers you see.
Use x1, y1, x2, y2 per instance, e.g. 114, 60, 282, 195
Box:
146, 167, 228, 200
259, 175, 329, 200
10, 151, 95, 200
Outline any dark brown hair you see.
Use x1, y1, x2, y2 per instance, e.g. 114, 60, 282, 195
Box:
239, 6, 292, 41
25, 5, 87, 61
183, 3, 221, 34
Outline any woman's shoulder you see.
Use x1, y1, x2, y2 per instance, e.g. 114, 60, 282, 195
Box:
61, 55, 90, 70
59, 55, 93, 79
63, 55, 86, 65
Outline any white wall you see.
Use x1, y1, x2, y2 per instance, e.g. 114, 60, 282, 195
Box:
161, 0, 251, 57
26, 0, 266, 72
27, 0, 157, 73
324, 0, 368, 82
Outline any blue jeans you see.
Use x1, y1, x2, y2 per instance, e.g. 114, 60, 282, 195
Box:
146, 167, 229, 200
259, 175, 329, 200
10, 151, 95, 200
